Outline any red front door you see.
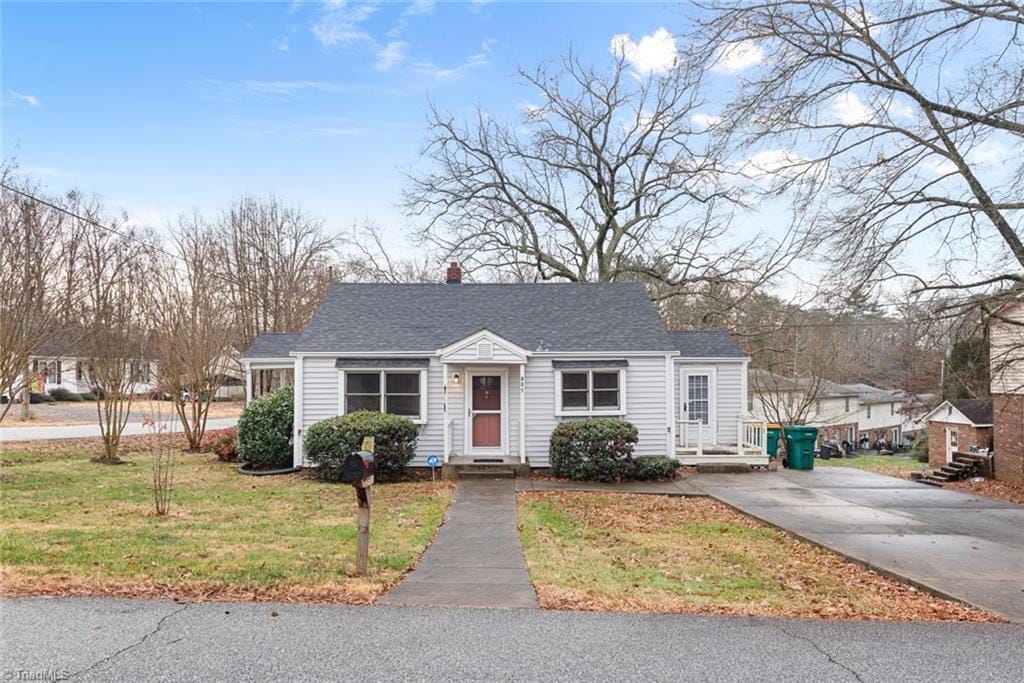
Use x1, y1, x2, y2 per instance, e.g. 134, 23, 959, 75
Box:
471, 375, 502, 449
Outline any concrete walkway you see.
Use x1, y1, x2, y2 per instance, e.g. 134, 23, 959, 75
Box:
691, 468, 1024, 623
0, 417, 238, 442
378, 478, 539, 609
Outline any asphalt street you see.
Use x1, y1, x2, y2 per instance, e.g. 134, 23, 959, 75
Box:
1, 597, 1022, 682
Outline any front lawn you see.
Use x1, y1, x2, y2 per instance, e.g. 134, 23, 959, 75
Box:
816, 453, 925, 478
0, 437, 451, 603
518, 492, 996, 621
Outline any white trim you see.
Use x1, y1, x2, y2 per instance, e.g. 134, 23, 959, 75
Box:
464, 368, 510, 456
536, 351, 673, 358
293, 355, 304, 468
554, 367, 628, 417
442, 362, 451, 463
674, 357, 750, 363
679, 366, 717, 445
244, 361, 253, 405
665, 355, 675, 456
337, 368, 428, 424
242, 357, 295, 366
518, 367, 526, 464
292, 351, 439, 358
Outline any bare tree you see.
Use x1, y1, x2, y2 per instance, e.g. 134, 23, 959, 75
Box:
73, 194, 157, 463
405, 50, 800, 302
150, 212, 237, 450
697, 0, 1024, 305
0, 167, 78, 422
343, 220, 440, 283
141, 407, 176, 517
215, 194, 340, 350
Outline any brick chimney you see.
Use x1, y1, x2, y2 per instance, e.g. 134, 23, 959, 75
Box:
446, 261, 462, 284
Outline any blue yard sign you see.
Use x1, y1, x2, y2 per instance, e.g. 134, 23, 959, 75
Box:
426, 454, 440, 481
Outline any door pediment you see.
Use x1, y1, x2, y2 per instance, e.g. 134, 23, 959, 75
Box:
439, 329, 529, 364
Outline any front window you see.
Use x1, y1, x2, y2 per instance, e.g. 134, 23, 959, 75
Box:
130, 361, 150, 383
345, 370, 423, 420
558, 370, 622, 414
867, 405, 872, 419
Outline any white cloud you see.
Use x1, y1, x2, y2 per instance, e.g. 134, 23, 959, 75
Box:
413, 40, 493, 80
968, 139, 1014, 167
8, 90, 40, 107
609, 27, 678, 75
691, 113, 723, 129
311, 1, 377, 48
711, 41, 764, 74
404, 0, 435, 16
830, 92, 875, 125
886, 97, 915, 120
272, 37, 290, 52
376, 41, 407, 71
739, 148, 812, 182
236, 80, 353, 96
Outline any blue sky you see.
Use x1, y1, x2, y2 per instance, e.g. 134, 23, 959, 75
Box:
3, 1, 702, 247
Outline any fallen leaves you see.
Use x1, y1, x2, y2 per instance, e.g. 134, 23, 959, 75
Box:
518, 492, 1002, 622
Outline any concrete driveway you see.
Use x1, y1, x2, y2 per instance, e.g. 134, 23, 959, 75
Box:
692, 468, 1024, 623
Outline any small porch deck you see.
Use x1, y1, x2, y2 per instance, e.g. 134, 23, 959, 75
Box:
675, 418, 771, 466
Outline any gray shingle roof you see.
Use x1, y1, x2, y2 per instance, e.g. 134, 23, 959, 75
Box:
292, 283, 678, 353
243, 333, 300, 359
667, 331, 747, 359
951, 398, 994, 425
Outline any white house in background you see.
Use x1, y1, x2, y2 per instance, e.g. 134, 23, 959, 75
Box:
240, 264, 767, 469
839, 383, 906, 446
15, 331, 158, 397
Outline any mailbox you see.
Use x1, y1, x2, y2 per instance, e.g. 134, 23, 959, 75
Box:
342, 450, 375, 486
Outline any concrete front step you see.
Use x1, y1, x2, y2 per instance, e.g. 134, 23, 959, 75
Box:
458, 467, 516, 479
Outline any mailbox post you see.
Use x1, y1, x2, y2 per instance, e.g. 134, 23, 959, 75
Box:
341, 440, 375, 576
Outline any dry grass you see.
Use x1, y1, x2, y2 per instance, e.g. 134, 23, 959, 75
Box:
945, 478, 1024, 505
0, 436, 452, 603
517, 492, 999, 622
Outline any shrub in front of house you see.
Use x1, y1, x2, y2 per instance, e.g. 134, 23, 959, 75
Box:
305, 410, 418, 483
237, 387, 294, 469
549, 418, 640, 482
49, 387, 83, 402
78, 391, 97, 402
202, 427, 239, 462
911, 436, 928, 463
629, 456, 679, 481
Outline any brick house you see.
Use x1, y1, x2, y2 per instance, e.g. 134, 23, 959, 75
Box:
923, 399, 993, 470
989, 300, 1024, 481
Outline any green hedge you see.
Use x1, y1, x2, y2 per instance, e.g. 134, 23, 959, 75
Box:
237, 387, 294, 469
305, 410, 418, 482
549, 419, 677, 482
549, 418, 640, 482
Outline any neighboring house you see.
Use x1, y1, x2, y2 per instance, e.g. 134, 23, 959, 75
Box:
803, 380, 860, 446
748, 372, 914, 449
240, 333, 299, 401
16, 331, 157, 397
923, 398, 993, 469
836, 383, 906, 447
240, 265, 766, 469
989, 299, 1024, 481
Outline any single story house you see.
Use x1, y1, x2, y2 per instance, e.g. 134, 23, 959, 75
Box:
923, 398, 993, 468
241, 265, 767, 469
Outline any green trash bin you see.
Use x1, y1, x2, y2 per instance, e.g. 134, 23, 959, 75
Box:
783, 425, 819, 470
766, 425, 781, 460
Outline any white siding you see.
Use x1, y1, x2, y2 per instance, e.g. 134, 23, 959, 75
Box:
991, 301, 1024, 395
298, 354, 672, 468
525, 356, 670, 466
675, 360, 745, 445
443, 341, 526, 364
